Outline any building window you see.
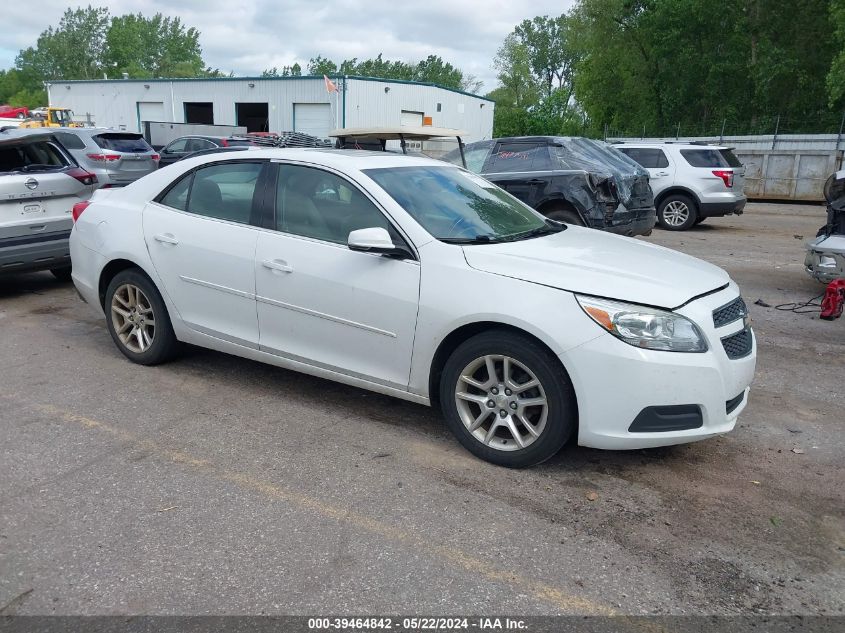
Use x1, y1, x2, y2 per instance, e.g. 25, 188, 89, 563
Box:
436, 103, 442, 112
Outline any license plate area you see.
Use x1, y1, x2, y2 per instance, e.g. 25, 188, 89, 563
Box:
22, 203, 44, 215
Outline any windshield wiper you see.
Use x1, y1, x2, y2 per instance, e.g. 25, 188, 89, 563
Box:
502, 221, 566, 242
439, 235, 501, 244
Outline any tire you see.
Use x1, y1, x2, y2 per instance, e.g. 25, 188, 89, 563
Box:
17, 112, 25, 119
50, 267, 72, 281
439, 330, 576, 468
657, 194, 698, 231
543, 205, 585, 226
104, 268, 179, 365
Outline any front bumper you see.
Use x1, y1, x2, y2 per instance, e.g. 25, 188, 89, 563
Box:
805, 234, 845, 283
563, 285, 756, 450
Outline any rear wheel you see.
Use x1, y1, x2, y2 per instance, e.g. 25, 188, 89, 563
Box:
657, 194, 698, 231
439, 330, 576, 468
104, 269, 179, 365
542, 204, 585, 226
50, 267, 72, 281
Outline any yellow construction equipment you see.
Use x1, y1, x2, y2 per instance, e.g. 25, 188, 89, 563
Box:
19, 107, 84, 128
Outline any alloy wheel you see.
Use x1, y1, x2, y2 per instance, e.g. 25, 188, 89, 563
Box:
662, 200, 690, 227
454, 354, 548, 451
110, 283, 156, 353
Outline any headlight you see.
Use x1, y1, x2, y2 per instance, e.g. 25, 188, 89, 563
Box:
575, 295, 708, 353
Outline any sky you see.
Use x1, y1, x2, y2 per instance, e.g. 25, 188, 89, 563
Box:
0, 0, 575, 92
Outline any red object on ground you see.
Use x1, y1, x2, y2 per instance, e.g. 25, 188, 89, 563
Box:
820, 279, 845, 320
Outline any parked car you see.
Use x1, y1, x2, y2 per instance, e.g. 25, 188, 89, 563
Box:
157, 136, 255, 167
50, 128, 159, 189
0, 105, 30, 119
442, 136, 656, 236
805, 170, 845, 282
70, 149, 755, 467
178, 145, 260, 161
1, 130, 96, 279
614, 142, 747, 231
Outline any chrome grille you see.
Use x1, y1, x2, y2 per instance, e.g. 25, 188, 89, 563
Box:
713, 297, 747, 328
721, 327, 753, 359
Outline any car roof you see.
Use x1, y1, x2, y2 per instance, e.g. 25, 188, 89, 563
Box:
613, 141, 729, 150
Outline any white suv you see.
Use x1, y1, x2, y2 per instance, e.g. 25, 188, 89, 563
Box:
615, 142, 747, 231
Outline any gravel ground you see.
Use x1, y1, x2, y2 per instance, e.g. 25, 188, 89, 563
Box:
0, 202, 842, 616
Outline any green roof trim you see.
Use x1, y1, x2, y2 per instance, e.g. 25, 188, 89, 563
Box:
48, 74, 494, 102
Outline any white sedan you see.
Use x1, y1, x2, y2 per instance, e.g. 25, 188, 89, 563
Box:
70, 149, 756, 467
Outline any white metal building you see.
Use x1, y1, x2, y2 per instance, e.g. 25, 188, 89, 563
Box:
46, 75, 494, 141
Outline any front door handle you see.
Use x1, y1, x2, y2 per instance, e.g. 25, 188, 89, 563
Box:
654, 171, 670, 177
262, 259, 293, 273
153, 233, 179, 245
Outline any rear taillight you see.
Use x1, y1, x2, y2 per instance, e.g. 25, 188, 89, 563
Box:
72, 200, 91, 222
151, 153, 160, 161
220, 139, 229, 147
712, 170, 734, 188
86, 153, 121, 162
66, 167, 98, 186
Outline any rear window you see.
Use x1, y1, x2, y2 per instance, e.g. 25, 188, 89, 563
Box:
54, 132, 87, 150
618, 147, 669, 169
0, 141, 69, 173
680, 148, 743, 168
226, 139, 254, 147
93, 133, 152, 153
486, 143, 555, 173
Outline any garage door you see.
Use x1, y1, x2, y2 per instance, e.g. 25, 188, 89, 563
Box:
401, 110, 423, 127
294, 103, 331, 139
137, 102, 165, 131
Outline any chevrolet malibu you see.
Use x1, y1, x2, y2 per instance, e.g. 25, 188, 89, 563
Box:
70, 149, 756, 467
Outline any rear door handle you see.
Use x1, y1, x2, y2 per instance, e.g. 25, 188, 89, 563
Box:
654, 171, 670, 177
153, 233, 179, 245
262, 259, 293, 273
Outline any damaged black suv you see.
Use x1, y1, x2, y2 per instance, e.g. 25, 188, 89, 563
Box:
443, 136, 656, 236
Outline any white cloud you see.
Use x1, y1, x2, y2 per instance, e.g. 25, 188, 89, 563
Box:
0, 0, 574, 91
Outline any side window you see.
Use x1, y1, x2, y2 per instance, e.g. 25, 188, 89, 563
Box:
486, 143, 550, 173
186, 138, 214, 153
160, 173, 193, 211
165, 139, 188, 153
276, 165, 391, 244
54, 132, 86, 150
619, 148, 669, 169
185, 162, 263, 224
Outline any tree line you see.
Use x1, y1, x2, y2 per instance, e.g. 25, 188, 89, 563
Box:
492, 0, 845, 138
2, 2, 842, 139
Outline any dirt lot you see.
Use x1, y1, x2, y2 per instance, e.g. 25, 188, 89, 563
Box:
0, 202, 842, 616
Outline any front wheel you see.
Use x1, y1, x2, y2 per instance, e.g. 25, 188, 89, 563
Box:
657, 194, 698, 231
104, 269, 179, 365
439, 330, 576, 468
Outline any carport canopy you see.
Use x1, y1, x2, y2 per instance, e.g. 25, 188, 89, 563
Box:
329, 126, 469, 167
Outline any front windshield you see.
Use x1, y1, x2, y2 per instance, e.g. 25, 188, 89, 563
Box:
52, 110, 72, 124
363, 166, 552, 242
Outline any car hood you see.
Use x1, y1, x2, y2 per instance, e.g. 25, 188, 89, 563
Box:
461, 227, 730, 309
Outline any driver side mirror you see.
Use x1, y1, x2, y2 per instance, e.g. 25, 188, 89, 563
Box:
347, 227, 412, 259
